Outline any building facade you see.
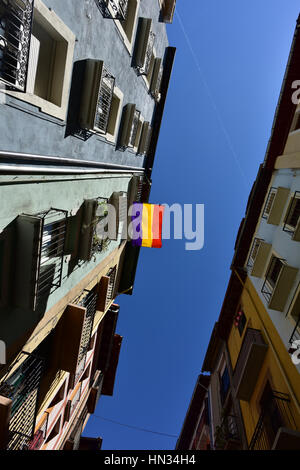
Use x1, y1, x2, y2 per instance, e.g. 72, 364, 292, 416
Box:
0, 0, 176, 450
177, 13, 300, 451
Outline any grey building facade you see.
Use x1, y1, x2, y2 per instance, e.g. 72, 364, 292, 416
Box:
0, 0, 176, 450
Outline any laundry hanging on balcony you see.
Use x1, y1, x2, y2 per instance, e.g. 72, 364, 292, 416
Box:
131, 203, 165, 248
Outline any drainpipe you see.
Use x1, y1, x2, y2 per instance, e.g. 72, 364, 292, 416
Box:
0, 150, 144, 173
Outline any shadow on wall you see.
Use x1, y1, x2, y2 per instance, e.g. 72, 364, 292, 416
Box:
65, 60, 94, 142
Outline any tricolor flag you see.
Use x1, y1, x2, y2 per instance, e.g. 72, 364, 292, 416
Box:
131, 203, 165, 248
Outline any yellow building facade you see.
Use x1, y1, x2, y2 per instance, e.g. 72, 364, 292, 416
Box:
227, 275, 300, 449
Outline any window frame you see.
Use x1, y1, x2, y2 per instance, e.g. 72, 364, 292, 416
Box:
4, 0, 76, 121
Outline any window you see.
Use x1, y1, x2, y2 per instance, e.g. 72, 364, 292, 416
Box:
283, 191, 300, 239
159, 0, 176, 23
134, 18, 155, 76
137, 121, 151, 156
79, 60, 123, 143
0, 0, 34, 91
150, 57, 163, 101
118, 103, 143, 151
267, 256, 283, 288
262, 255, 298, 310
262, 188, 277, 219
114, 0, 140, 54
4, 0, 75, 120
262, 186, 290, 225
220, 366, 230, 405
95, 0, 128, 20
234, 310, 247, 337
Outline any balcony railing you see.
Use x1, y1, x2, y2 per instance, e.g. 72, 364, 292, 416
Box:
289, 315, 300, 346
215, 414, 240, 450
27, 413, 48, 450
0, 0, 34, 91
232, 328, 268, 401
249, 391, 298, 450
105, 266, 117, 309
94, 66, 115, 134
94, 0, 128, 20
261, 256, 285, 303
128, 108, 140, 147
262, 187, 277, 219
0, 351, 44, 450
75, 287, 98, 383
135, 175, 151, 203
137, 30, 155, 76
36, 209, 67, 304
247, 238, 263, 268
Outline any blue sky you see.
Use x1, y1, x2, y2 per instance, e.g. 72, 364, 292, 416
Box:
84, 1, 300, 450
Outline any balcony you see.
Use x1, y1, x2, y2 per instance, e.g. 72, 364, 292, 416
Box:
215, 414, 241, 450
95, 0, 128, 20
74, 287, 98, 383
160, 0, 176, 23
283, 191, 300, 241
87, 370, 104, 414
138, 121, 152, 156
118, 103, 141, 150
0, 351, 44, 450
134, 18, 155, 76
78, 198, 111, 261
27, 413, 48, 450
63, 404, 89, 450
249, 391, 300, 450
289, 315, 300, 348
0, 0, 34, 91
232, 328, 268, 401
247, 237, 272, 278
150, 58, 163, 101
79, 60, 115, 135
135, 175, 152, 203
14, 208, 67, 310
261, 256, 298, 311
262, 187, 289, 225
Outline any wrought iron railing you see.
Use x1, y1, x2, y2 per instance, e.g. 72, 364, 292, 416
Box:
94, 0, 128, 20
105, 266, 116, 309
215, 414, 240, 449
262, 187, 277, 219
135, 175, 151, 203
75, 287, 98, 383
70, 382, 82, 418
0, 0, 34, 91
138, 31, 155, 75
261, 256, 285, 303
249, 391, 297, 450
151, 65, 163, 100
247, 237, 263, 268
35, 209, 67, 304
283, 191, 300, 235
129, 108, 140, 147
0, 351, 44, 450
94, 66, 115, 134
92, 197, 111, 256
289, 314, 300, 345
26, 413, 48, 450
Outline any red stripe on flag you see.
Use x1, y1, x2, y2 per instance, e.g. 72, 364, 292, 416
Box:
151, 205, 165, 248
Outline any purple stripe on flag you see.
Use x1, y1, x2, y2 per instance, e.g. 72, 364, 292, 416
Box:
131, 202, 143, 247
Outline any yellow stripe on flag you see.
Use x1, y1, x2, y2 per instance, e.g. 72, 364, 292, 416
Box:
141, 204, 153, 247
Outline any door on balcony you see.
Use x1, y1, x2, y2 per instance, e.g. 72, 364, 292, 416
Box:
259, 381, 284, 448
